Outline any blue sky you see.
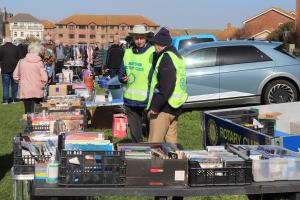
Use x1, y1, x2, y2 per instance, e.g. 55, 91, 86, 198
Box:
0, 0, 296, 29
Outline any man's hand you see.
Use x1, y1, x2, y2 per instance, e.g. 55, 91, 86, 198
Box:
122, 75, 129, 82
14, 77, 20, 83
149, 109, 158, 115
148, 109, 159, 119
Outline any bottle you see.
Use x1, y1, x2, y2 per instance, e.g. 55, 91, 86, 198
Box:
108, 91, 112, 102
105, 89, 109, 102
46, 156, 59, 184
42, 110, 46, 118
92, 89, 96, 102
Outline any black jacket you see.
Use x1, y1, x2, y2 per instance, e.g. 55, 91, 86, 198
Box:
0, 42, 21, 73
149, 45, 182, 116
106, 44, 124, 70
18, 43, 28, 59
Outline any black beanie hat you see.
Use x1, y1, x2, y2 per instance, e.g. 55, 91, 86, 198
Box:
151, 27, 172, 46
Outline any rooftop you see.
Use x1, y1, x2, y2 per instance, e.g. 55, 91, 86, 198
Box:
57, 15, 159, 27
40, 20, 56, 29
9, 13, 41, 23
243, 7, 295, 24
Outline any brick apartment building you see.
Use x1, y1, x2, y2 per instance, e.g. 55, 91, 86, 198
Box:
55, 15, 160, 46
40, 19, 56, 39
243, 7, 295, 39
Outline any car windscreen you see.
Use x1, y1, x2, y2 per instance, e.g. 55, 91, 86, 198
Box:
178, 38, 214, 50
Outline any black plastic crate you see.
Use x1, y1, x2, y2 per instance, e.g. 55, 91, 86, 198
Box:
13, 137, 51, 175
59, 150, 126, 187
213, 109, 258, 124
188, 160, 252, 186
258, 119, 276, 136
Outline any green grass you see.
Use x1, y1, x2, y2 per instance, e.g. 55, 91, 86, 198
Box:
0, 83, 24, 200
0, 81, 248, 200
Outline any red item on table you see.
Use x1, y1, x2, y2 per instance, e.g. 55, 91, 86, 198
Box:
113, 114, 127, 139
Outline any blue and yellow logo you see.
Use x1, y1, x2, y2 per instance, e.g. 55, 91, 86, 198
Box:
128, 73, 136, 84
180, 78, 186, 90
207, 118, 219, 146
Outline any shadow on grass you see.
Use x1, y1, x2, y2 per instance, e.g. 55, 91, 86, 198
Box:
0, 152, 13, 181
88, 106, 115, 129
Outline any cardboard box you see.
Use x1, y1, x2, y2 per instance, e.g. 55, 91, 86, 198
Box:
117, 143, 187, 186
125, 158, 188, 186
41, 98, 82, 110
48, 84, 73, 96
258, 112, 282, 120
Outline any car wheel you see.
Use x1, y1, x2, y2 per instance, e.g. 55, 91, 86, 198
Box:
263, 80, 299, 104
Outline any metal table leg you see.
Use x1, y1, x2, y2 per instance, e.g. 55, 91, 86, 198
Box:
290, 193, 300, 200
13, 179, 17, 200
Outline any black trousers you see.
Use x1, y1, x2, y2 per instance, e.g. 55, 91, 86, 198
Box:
23, 98, 42, 114
125, 106, 147, 143
108, 69, 119, 78
55, 60, 64, 75
93, 67, 102, 76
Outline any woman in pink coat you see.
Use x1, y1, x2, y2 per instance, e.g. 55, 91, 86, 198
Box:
13, 42, 48, 114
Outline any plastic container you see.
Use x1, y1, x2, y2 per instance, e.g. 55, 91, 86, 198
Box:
188, 160, 252, 186
59, 150, 126, 186
258, 119, 276, 136
97, 77, 109, 89
213, 109, 258, 124
46, 157, 59, 183
252, 157, 300, 182
227, 144, 300, 182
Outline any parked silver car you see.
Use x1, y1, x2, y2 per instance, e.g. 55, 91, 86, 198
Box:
108, 40, 300, 109
182, 40, 300, 109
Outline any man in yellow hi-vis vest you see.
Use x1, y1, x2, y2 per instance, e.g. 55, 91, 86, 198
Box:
118, 25, 155, 143
147, 27, 188, 143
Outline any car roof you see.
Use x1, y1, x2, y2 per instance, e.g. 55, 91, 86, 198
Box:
172, 34, 216, 40
179, 40, 282, 54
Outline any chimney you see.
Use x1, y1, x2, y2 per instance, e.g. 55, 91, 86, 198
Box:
3, 7, 7, 21
296, 0, 300, 47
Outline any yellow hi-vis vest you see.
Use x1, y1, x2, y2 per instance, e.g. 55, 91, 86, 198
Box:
123, 46, 155, 102
147, 51, 188, 109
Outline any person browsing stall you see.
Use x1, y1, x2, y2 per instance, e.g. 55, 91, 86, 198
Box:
118, 25, 155, 143
0, 37, 21, 104
13, 42, 48, 114
106, 38, 124, 78
54, 39, 66, 76
41, 35, 55, 83
147, 27, 188, 144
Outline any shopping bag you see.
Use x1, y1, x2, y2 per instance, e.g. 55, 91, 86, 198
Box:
113, 113, 127, 138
